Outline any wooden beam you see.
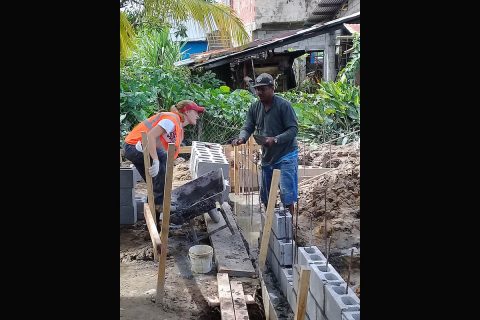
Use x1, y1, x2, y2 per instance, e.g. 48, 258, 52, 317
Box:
179, 146, 191, 154
217, 273, 236, 320
230, 281, 250, 320
294, 267, 311, 320
156, 143, 175, 304
258, 169, 281, 271
143, 204, 162, 259
141, 133, 155, 216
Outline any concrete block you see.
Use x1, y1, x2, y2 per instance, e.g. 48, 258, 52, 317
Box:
194, 157, 229, 180
120, 205, 137, 225
342, 310, 360, 320
306, 290, 317, 320
271, 209, 292, 240
132, 166, 143, 182
135, 196, 146, 220
325, 285, 360, 320
120, 187, 135, 206
272, 237, 295, 266
289, 287, 297, 312
120, 168, 134, 188
298, 246, 326, 267
279, 267, 293, 297
268, 245, 280, 280
292, 264, 300, 292
309, 263, 343, 308
317, 308, 328, 320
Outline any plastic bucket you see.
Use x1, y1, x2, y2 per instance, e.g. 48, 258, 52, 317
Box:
188, 245, 213, 274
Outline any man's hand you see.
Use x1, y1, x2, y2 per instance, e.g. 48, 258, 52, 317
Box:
264, 137, 276, 147
231, 138, 245, 146
148, 159, 160, 177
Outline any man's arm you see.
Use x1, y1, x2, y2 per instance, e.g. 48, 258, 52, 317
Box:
238, 103, 256, 143
275, 103, 298, 144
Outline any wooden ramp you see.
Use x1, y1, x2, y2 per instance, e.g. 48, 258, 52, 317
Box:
204, 202, 255, 277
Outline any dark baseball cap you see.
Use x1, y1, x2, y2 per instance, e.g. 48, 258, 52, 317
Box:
253, 73, 274, 87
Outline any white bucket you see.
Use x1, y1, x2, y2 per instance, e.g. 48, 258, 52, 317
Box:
188, 245, 213, 274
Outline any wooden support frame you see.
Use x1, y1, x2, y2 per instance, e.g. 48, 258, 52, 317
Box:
156, 143, 175, 303
294, 267, 311, 320
258, 169, 281, 271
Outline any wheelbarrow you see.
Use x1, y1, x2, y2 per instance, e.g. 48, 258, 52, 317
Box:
168, 168, 235, 242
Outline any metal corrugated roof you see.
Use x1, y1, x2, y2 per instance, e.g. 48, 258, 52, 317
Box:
174, 12, 360, 69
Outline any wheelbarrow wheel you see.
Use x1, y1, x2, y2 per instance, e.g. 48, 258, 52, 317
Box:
207, 208, 221, 223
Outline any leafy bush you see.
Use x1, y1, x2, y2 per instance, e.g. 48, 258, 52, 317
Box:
279, 81, 360, 144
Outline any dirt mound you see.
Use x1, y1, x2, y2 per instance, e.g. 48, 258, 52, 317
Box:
297, 143, 360, 252
173, 157, 191, 181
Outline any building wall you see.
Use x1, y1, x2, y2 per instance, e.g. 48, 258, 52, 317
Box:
337, 0, 360, 18
231, 0, 257, 37
254, 0, 323, 28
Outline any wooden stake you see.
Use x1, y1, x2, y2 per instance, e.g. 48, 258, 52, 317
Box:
156, 143, 175, 304
141, 132, 157, 260
295, 267, 311, 320
258, 169, 281, 270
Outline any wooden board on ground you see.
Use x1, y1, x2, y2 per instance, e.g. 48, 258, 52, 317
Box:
230, 281, 250, 320
204, 202, 255, 277
217, 273, 235, 320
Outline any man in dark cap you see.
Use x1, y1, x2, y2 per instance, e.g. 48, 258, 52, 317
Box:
232, 73, 298, 215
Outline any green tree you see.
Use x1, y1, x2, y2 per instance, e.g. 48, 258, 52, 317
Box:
120, 0, 249, 61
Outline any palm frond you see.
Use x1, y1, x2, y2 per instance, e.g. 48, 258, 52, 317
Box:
120, 11, 136, 62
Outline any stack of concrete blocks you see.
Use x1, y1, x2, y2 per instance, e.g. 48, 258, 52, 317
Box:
287, 246, 360, 320
120, 168, 137, 224
190, 141, 230, 201
266, 208, 295, 295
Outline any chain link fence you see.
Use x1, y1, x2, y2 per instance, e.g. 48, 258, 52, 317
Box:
183, 113, 246, 145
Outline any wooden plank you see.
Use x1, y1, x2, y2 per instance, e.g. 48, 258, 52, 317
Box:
294, 267, 311, 320
230, 281, 250, 320
143, 204, 162, 258
141, 132, 157, 261
208, 294, 255, 307
217, 273, 236, 320
204, 202, 255, 277
179, 146, 191, 154
258, 169, 281, 270
156, 143, 175, 304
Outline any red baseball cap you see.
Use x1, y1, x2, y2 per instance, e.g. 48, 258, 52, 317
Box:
183, 101, 206, 114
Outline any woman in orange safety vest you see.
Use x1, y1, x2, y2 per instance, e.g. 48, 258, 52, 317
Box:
123, 100, 205, 218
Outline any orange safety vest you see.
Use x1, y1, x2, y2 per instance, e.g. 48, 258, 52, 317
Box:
124, 112, 183, 159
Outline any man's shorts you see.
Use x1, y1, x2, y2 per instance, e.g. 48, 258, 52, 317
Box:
260, 156, 298, 206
